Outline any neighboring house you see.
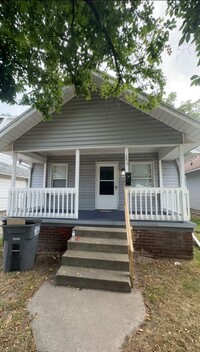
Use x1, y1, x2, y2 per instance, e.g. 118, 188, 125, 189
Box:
185, 154, 200, 212
0, 116, 30, 214
0, 73, 200, 258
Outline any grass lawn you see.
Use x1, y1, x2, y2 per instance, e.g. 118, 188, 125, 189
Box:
1, 219, 200, 352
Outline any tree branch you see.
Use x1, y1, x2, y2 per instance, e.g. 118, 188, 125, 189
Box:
71, 0, 75, 33
84, 0, 123, 85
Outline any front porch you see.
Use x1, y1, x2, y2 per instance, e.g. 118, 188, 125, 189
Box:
4, 146, 194, 260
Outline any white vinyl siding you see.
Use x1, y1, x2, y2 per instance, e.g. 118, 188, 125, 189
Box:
0, 175, 27, 211
0, 153, 13, 164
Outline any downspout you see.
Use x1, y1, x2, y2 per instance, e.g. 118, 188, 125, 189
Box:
28, 163, 33, 188
28, 163, 34, 188
192, 233, 200, 249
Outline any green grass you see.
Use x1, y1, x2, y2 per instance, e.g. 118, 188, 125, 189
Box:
183, 278, 200, 293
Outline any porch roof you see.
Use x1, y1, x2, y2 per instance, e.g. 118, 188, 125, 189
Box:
0, 73, 200, 155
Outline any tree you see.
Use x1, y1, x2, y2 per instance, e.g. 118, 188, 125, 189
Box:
167, 0, 200, 87
163, 92, 200, 119
178, 99, 200, 119
0, 0, 199, 119
163, 91, 177, 106
0, 0, 174, 118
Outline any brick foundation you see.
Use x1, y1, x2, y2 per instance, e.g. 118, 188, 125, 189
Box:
134, 228, 193, 259
38, 225, 73, 252
37, 224, 194, 259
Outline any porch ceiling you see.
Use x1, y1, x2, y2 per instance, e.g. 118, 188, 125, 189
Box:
12, 143, 199, 164
10, 145, 179, 164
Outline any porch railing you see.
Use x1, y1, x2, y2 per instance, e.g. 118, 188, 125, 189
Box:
7, 188, 78, 219
127, 187, 190, 222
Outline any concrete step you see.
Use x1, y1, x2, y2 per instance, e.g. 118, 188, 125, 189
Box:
55, 265, 131, 293
62, 250, 129, 271
73, 226, 126, 240
68, 237, 128, 254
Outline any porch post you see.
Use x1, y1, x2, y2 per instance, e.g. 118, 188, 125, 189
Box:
11, 151, 17, 188
178, 145, 185, 188
125, 147, 129, 172
43, 162, 47, 188
75, 149, 80, 218
159, 160, 163, 188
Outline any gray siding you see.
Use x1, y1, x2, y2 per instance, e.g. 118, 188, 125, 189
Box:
46, 153, 158, 211
31, 163, 44, 188
14, 94, 182, 151
186, 171, 200, 210
30, 156, 180, 211
162, 161, 179, 188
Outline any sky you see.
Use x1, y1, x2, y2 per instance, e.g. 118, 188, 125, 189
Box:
0, 0, 199, 117
155, 1, 199, 106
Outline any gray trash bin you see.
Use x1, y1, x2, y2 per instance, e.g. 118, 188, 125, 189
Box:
2, 218, 41, 272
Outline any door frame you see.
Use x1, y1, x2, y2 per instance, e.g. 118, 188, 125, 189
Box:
95, 162, 119, 210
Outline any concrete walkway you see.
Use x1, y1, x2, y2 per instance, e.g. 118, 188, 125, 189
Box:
28, 282, 145, 352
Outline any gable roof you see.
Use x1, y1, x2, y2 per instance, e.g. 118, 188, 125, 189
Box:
0, 72, 200, 154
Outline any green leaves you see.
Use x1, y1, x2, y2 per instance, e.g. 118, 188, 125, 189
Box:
167, 0, 200, 87
0, 0, 173, 118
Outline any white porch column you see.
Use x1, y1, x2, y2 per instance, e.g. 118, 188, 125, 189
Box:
11, 152, 17, 188
75, 149, 80, 218
125, 147, 129, 172
178, 145, 185, 188
43, 162, 47, 188
158, 159, 163, 188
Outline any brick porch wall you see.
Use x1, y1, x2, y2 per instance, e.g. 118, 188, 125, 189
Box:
38, 225, 73, 252
133, 228, 193, 259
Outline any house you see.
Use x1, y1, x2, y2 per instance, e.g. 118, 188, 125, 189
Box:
185, 153, 200, 214
0, 73, 199, 259
0, 116, 30, 215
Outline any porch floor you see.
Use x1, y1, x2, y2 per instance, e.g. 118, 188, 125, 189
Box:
41, 209, 195, 230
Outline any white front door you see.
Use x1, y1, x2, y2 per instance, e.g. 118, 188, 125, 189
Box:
95, 163, 119, 210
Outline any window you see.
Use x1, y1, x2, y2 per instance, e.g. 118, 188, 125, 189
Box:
52, 164, 68, 188
130, 162, 153, 187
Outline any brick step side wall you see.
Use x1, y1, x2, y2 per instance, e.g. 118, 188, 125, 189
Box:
38, 225, 72, 252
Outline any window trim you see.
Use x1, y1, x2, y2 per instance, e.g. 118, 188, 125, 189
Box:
130, 161, 154, 187
51, 163, 68, 188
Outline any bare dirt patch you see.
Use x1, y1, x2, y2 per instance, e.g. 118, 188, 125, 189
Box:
0, 241, 61, 352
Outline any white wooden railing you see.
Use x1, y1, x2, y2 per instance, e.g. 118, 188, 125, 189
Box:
127, 187, 190, 221
7, 188, 78, 219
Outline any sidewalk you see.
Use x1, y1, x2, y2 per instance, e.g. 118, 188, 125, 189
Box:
28, 281, 145, 352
